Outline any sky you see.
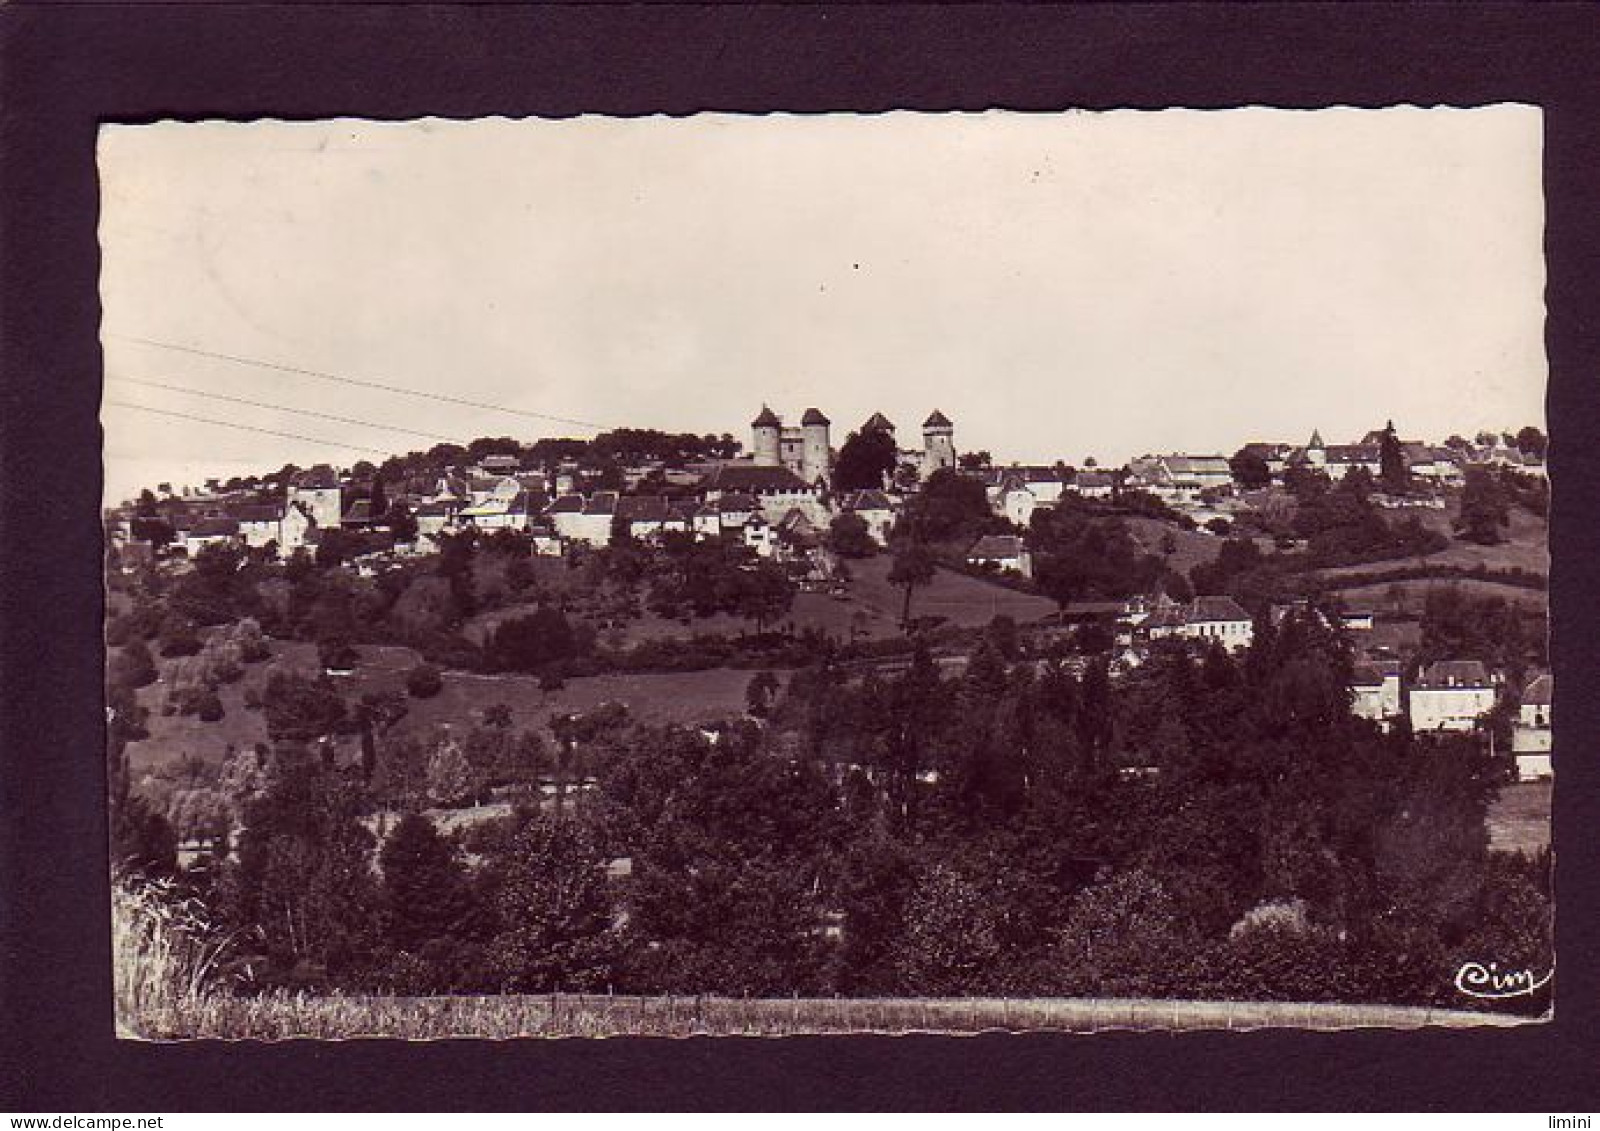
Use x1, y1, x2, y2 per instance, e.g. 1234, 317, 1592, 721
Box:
98, 108, 1547, 504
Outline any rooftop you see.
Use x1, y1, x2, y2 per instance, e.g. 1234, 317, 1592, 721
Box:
1416, 660, 1493, 689
968, 534, 1025, 559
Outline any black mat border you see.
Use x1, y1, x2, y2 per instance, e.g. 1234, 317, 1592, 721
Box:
3, 1, 1599, 1112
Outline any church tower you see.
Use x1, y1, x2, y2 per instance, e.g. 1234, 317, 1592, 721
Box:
800, 407, 832, 486
1306, 428, 1327, 469
922, 409, 956, 477
752, 405, 782, 467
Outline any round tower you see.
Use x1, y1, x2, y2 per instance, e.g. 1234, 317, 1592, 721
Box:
800, 407, 831, 486
922, 409, 956, 476
751, 405, 782, 467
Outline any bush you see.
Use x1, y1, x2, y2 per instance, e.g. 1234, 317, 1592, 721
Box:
158, 617, 202, 658
319, 637, 359, 672
196, 690, 225, 723
407, 663, 444, 699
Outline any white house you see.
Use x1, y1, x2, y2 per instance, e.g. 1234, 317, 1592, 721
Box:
278, 501, 317, 552
1145, 595, 1254, 652
1513, 672, 1552, 780
1351, 660, 1403, 729
547, 493, 615, 546
288, 465, 343, 530
180, 517, 241, 556
1072, 469, 1116, 499
231, 504, 282, 549
1409, 660, 1497, 733
967, 534, 1032, 579
839, 489, 897, 545
460, 488, 546, 533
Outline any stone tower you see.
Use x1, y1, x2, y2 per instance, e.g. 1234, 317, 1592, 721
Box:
752, 405, 782, 467
922, 409, 956, 477
800, 407, 832, 486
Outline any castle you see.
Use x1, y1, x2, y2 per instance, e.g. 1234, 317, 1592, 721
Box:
749, 406, 956, 486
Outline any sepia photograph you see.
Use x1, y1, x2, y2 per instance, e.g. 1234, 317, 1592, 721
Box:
98, 107, 1552, 1040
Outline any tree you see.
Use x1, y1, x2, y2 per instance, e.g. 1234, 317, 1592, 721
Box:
826, 513, 877, 558
733, 560, 795, 633
157, 616, 202, 658
111, 639, 158, 690
746, 670, 781, 718
1379, 420, 1410, 495
386, 502, 419, 544
832, 428, 900, 492
900, 469, 993, 544
1229, 447, 1272, 489
1458, 466, 1510, 545
958, 450, 993, 471
485, 816, 618, 992
406, 662, 444, 699
226, 748, 379, 987
888, 541, 937, 629
379, 812, 475, 959
483, 606, 577, 674
891, 865, 1003, 995
261, 671, 347, 743
1514, 425, 1548, 460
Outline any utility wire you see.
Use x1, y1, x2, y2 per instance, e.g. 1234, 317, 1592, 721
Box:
107, 333, 611, 432
104, 400, 394, 457
109, 374, 469, 446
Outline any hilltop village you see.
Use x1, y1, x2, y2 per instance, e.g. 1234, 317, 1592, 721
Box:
103, 404, 1553, 1008
107, 407, 1552, 778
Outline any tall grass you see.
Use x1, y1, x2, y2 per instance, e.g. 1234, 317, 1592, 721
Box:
111, 872, 241, 1039
113, 876, 1540, 1040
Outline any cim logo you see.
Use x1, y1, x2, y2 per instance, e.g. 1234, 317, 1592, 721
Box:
1454, 960, 1553, 1000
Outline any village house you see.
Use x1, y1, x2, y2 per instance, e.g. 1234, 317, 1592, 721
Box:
1513, 672, 1552, 780
180, 517, 241, 557
287, 465, 344, 531
1350, 660, 1404, 729
549, 492, 618, 546
413, 499, 458, 541
1123, 454, 1231, 506
1072, 469, 1116, 499
966, 533, 1032, 579
467, 474, 522, 508
230, 503, 283, 549
1145, 595, 1254, 652
1408, 660, 1497, 733
699, 463, 826, 525
461, 487, 547, 533
473, 453, 522, 477
838, 489, 897, 545
613, 495, 675, 541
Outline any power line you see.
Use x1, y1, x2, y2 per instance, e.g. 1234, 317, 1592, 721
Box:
107, 333, 612, 432
109, 374, 469, 446
104, 400, 394, 457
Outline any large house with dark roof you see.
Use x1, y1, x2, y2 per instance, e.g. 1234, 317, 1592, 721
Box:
1144, 595, 1254, 652
699, 462, 826, 524
1409, 660, 1497, 733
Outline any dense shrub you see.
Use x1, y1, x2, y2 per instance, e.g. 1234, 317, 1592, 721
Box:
406, 663, 444, 699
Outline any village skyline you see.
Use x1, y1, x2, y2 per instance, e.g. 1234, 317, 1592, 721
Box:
99, 108, 1545, 505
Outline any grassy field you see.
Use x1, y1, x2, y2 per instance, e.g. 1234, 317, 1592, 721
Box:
1319, 506, 1548, 584
120, 988, 1531, 1041
126, 639, 759, 789
1319, 577, 1547, 617
1489, 780, 1553, 856
1123, 517, 1228, 578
